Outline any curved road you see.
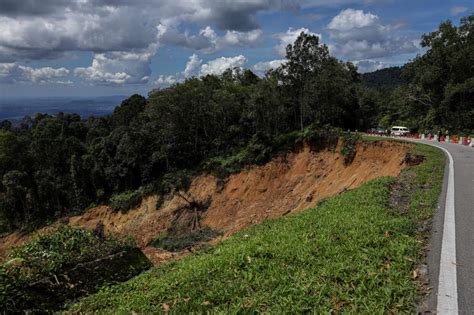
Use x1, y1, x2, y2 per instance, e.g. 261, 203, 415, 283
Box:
412, 140, 474, 314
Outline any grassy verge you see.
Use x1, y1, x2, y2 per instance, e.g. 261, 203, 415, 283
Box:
361, 134, 406, 142
72, 143, 444, 313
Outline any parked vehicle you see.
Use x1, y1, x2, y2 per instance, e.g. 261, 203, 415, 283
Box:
375, 128, 386, 135
368, 128, 387, 135
391, 126, 410, 136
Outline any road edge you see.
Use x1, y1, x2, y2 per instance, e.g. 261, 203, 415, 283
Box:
419, 143, 458, 314
364, 136, 458, 313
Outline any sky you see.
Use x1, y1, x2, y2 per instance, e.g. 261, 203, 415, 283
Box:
0, 0, 472, 97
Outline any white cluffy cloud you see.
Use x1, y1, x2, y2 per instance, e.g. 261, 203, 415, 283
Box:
450, 6, 468, 15
253, 59, 286, 75
157, 24, 263, 54
74, 49, 155, 85
0, 63, 69, 83
328, 8, 380, 32
154, 54, 248, 87
327, 9, 418, 60
224, 29, 263, 46
183, 54, 203, 78
275, 27, 322, 56
0, 0, 282, 63
0, 0, 279, 86
200, 55, 247, 76
73, 22, 260, 85
0, 1, 422, 87
353, 60, 387, 73
154, 75, 178, 86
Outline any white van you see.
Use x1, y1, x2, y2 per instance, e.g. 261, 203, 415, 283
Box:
391, 126, 410, 136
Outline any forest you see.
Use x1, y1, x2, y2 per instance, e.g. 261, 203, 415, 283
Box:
0, 14, 472, 233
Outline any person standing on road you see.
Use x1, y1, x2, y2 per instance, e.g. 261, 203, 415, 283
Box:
437, 129, 441, 142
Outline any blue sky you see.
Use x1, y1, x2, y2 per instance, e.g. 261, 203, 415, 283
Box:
0, 0, 472, 97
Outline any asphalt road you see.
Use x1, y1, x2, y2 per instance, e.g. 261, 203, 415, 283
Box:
413, 140, 474, 314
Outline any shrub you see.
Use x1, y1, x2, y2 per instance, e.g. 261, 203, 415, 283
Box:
158, 170, 193, 194
340, 132, 361, 165
0, 226, 135, 312
150, 227, 220, 252
109, 190, 142, 212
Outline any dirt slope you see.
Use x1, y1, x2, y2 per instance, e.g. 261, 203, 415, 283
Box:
0, 141, 412, 263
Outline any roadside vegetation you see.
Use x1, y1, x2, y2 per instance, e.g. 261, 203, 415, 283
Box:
0, 227, 150, 312
72, 142, 444, 313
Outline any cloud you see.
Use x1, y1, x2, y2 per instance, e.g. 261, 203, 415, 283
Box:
156, 24, 216, 53
53, 80, 74, 85
0, 6, 158, 62
301, 0, 389, 8
223, 29, 263, 47
0, 2, 357, 88
157, 24, 263, 54
327, 9, 418, 60
0, 0, 396, 63
191, 0, 300, 31
200, 55, 247, 76
183, 54, 202, 78
0, 0, 416, 87
0, 0, 73, 17
275, 27, 322, 56
327, 8, 379, 31
155, 54, 248, 86
253, 59, 286, 75
353, 60, 387, 73
154, 75, 178, 87
0, 0, 287, 63
0, 63, 70, 83
301, 13, 325, 22
450, 6, 468, 15
74, 50, 154, 85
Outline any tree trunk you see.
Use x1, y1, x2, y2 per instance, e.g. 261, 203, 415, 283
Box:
300, 86, 305, 131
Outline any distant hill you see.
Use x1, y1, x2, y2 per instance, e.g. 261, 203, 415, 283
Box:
361, 67, 407, 89
0, 95, 127, 122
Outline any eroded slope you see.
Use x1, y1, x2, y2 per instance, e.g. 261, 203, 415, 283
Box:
0, 141, 412, 264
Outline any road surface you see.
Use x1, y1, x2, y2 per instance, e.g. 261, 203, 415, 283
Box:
410, 140, 474, 315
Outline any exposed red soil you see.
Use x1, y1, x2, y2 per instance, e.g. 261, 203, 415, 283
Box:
0, 141, 412, 264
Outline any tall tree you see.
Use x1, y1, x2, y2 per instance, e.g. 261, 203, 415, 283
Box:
280, 32, 330, 130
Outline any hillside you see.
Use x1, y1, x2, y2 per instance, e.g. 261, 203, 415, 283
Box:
361, 67, 407, 89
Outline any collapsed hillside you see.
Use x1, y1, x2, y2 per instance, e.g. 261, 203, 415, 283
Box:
72, 143, 445, 314
0, 140, 412, 264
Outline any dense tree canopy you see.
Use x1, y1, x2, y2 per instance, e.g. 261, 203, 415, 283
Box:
404, 14, 474, 131
361, 67, 406, 89
360, 13, 474, 132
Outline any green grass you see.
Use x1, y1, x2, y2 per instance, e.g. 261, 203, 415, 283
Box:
361, 134, 406, 143
72, 143, 444, 314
